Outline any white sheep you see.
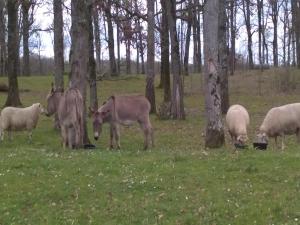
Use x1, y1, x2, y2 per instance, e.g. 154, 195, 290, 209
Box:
258, 103, 300, 150
226, 104, 250, 146
0, 103, 45, 141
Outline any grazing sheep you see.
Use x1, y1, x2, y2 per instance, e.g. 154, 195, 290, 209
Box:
258, 103, 300, 150
226, 104, 250, 146
0, 103, 45, 141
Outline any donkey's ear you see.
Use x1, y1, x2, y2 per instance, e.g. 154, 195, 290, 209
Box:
51, 82, 54, 93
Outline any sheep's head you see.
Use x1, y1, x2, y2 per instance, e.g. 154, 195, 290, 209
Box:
35, 103, 46, 114
236, 134, 248, 145
256, 132, 268, 143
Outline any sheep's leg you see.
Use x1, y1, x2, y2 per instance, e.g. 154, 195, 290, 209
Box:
28, 130, 32, 143
67, 128, 73, 149
0, 129, 3, 141
8, 131, 12, 141
281, 135, 285, 150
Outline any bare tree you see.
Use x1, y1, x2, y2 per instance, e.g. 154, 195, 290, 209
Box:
229, 0, 236, 75
270, 0, 279, 67
5, 0, 22, 107
203, 0, 224, 148
183, 0, 192, 76
145, 0, 156, 113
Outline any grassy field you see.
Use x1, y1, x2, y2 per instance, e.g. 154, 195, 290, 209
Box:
0, 70, 300, 225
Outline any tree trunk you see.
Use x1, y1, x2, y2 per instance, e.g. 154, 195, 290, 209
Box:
219, 0, 229, 115
93, 8, 101, 73
0, 0, 6, 76
203, 0, 224, 148
5, 0, 22, 107
160, 0, 171, 102
145, 0, 156, 114
53, 0, 64, 90
166, 0, 185, 120
70, 0, 92, 145
116, 22, 121, 74
105, 3, 118, 76
22, 0, 30, 76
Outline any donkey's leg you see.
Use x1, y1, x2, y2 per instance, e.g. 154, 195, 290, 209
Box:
110, 125, 114, 149
113, 124, 121, 149
61, 126, 67, 149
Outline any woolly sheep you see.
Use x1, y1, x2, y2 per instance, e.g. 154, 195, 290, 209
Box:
258, 103, 300, 150
0, 103, 45, 141
226, 104, 250, 146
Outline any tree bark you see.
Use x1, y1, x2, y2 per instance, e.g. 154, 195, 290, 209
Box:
22, 0, 31, 76
203, 0, 224, 148
5, 0, 22, 107
145, 0, 156, 113
257, 0, 263, 70
219, 0, 229, 115
166, 0, 185, 120
53, 0, 64, 90
70, 0, 92, 145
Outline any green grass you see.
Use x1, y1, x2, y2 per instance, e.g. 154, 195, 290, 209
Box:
0, 70, 300, 225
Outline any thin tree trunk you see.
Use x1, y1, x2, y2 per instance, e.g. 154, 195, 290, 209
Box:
271, 1, 278, 67
105, 3, 118, 76
203, 0, 224, 148
219, 0, 229, 114
257, 0, 263, 70
242, 0, 254, 69
160, 0, 171, 102
0, 0, 6, 76
5, 0, 22, 107
89, 2, 98, 112
22, 0, 30, 76
230, 0, 236, 75
145, 0, 156, 113
166, 0, 185, 120
126, 40, 131, 74
292, 0, 300, 68
93, 8, 101, 74
53, 0, 64, 90
183, 2, 192, 77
